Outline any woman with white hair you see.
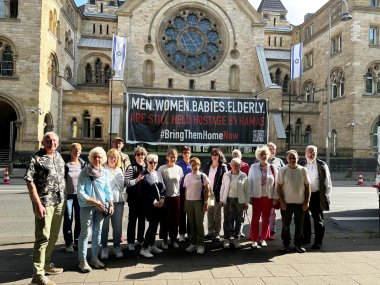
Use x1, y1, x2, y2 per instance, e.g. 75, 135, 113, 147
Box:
220, 157, 250, 249
248, 145, 278, 248
77, 147, 113, 273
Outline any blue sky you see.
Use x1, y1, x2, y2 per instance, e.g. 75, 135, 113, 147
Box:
74, 0, 329, 25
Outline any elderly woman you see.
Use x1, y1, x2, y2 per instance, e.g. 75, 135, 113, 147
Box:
183, 157, 210, 255
139, 154, 166, 258
124, 146, 148, 251
63, 143, 86, 254
203, 148, 228, 242
77, 147, 113, 273
101, 148, 126, 259
248, 145, 278, 248
220, 158, 249, 249
158, 149, 183, 249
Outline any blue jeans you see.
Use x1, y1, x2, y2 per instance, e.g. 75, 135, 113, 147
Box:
101, 202, 125, 248
78, 206, 104, 260
63, 194, 81, 246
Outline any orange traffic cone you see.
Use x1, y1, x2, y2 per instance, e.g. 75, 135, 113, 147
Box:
357, 173, 363, 185
3, 168, 10, 184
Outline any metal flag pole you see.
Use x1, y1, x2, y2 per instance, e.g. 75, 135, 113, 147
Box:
109, 71, 114, 149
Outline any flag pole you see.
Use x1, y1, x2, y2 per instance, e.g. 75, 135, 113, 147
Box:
109, 71, 114, 149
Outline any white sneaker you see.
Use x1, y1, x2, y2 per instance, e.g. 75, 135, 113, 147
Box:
223, 239, 230, 249
149, 245, 163, 254
114, 247, 123, 258
233, 239, 241, 249
251, 241, 258, 248
140, 248, 154, 258
172, 241, 179, 248
161, 240, 168, 249
89, 257, 104, 269
196, 245, 205, 255
186, 244, 197, 252
79, 260, 92, 273
179, 234, 186, 242
128, 243, 135, 251
260, 240, 267, 247
100, 247, 109, 259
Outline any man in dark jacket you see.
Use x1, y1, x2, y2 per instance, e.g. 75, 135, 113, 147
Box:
299, 145, 332, 250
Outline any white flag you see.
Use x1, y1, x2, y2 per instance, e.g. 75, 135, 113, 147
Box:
291, 43, 303, 80
112, 34, 127, 72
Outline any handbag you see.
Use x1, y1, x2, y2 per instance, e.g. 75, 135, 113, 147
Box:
89, 176, 111, 217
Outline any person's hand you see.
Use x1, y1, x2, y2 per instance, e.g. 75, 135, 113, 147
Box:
219, 201, 224, 207
94, 201, 105, 212
137, 173, 144, 182
34, 202, 46, 219
108, 205, 114, 216
302, 201, 309, 211
272, 199, 278, 206
203, 203, 208, 212
280, 200, 287, 211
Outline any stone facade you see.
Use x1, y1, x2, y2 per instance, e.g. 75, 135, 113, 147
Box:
0, 0, 379, 163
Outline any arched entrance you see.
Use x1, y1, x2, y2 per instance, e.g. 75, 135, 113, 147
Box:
0, 101, 17, 157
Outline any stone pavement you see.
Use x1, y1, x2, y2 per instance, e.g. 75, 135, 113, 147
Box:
1, 168, 380, 284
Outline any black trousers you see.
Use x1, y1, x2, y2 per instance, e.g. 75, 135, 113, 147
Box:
281, 203, 305, 247
303, 191, 325, 245
127, 202, 145, 244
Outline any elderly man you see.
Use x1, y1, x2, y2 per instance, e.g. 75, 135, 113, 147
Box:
277, 150, 311, 253
25, 132, 66, 285
112, 137, 130, 174
299, 145, 332, 250
267, 142, 285, 240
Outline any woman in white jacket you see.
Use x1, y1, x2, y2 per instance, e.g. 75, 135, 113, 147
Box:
220, 158, 250, 249
248, 145, 278, 248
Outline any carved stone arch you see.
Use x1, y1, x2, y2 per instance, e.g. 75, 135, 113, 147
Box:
0, 36, 19, 56
79, 53, 111, 83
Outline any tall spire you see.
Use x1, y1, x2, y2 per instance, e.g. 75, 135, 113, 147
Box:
257, 0, 287, 13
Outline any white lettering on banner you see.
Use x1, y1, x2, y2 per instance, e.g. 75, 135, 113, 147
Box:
160, 129, 224, 141
131, 96, 265, 114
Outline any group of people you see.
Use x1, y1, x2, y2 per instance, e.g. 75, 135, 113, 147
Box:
24, 132, 332, 285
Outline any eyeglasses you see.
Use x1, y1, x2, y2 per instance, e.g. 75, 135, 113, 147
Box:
211, 153, 219, 156
148, 161, 158, 165
136, 153, 145, 156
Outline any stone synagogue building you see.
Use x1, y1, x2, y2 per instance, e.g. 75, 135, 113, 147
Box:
0, 0, 379, 169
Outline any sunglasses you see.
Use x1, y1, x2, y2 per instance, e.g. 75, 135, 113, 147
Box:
136, 153, 145, 156
148, 161, 158, 165
211, 153, 219, 156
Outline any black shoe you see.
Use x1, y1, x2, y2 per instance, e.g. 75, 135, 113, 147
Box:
213, 235, 221, 242
311, 243, 321, 250
281, 243, 290, 252
204, 234, 214, 240
294, 245, 306, 253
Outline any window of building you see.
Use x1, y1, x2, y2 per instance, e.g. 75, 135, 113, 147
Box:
330, 70, 345, 99
282, 74, 289, 93
99, 25, 102, 34
90, 0, 95, 4
280, 14, 286, 20
280, 37, 283, 47
332, 77, 338, 99
370, 0, 379, 7
275, 68, 281, 85
85, 63, 92, 83
93, 24, 96, 34
268, 37, 271, 46
143, 60, 154, 87
211, 80, 216, 90
286, 124, 292, 145
263, 13, 269, 19
274, 18, 276, 26
95, 58, 102, 83
0, 0, 18, 18
48, 53, 58, 87
64, 66, 72, 82
303, 81, 315, 102
100, 3, 103, 13
168, 78, 173, 88
304, 25, 313, 41
304, 52, 313, 69
0, 44, 14, 76
364, 64, 380, 95
372, 119, 379, 147
369, 27, 380, 45
331, 34, 342, 55
104, 64, 111, 83
70, 117, 78, 138
295, 118, 302, 145
94, 118, 102, 139
82, 111, 91, 138
274, 37, 277, 46
106, 25, 109, 35
189, 79, 195, 89
229, 65, 240, 91
304, 125, 312, 145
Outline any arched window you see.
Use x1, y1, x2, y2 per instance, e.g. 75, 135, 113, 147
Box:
94, 58, 102, 83
64, 66, 72, 83
104, 64, 111, 84
49, 11, 54, 31
85, 63, 92, 83
94, 118, 102, 139
48, 53, 58, 87
330, 69, 345, 99
70, 117, 78, 138
303, 81, 315, 102
372, 119, 379, 147
332, 76, 338, 99
82, 111, 91, 138
295, 118, 302, 145
365, 70, 373, 93
275, 68, 281, 85
1, 45, 14, 76
229, 65, 240, 91
283, 74, 289, 93
143, 60, 154, 87
304, 125, 312, 145
331, 129, 338, 156
339, 75, 345, 97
